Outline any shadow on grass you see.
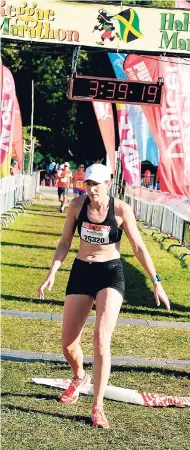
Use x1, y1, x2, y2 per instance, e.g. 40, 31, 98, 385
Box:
24, 224, 61, 229
1, 263, 70, 272
1, 242, 78, 253
2, 403, 92, 425
3, 229, 61, 237
2, 294, 64, 306
45, 362, 190, 378
1, 242, 56, 250
120, 257, 190, 318
173, 253, 190, 270
26, 209, 58, 213
27, 212, 63, 218
1, 392, 58, 401
110, 365, 190, 378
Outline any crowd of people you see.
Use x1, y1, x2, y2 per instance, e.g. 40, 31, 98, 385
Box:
37, 160, 87, 212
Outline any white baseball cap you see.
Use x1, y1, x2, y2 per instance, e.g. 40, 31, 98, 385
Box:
64, 162, 70, 167
85, 164, 111, 183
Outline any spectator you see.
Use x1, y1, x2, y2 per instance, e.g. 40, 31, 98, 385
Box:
144, 169, 151, 188
72, 164, 86, 197
155, 166, 160, 190
48, 160, 56, 186
10, 159, 18, 175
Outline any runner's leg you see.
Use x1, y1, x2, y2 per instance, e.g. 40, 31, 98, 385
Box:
62, 294, 93, 379
93, 288, 122, 406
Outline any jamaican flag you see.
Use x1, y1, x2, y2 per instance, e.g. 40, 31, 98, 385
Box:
115, 8, 143, 43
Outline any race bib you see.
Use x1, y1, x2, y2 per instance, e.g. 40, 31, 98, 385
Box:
81, 222, 111, 244
76, 181, 83, 188
61, 177, 67, 182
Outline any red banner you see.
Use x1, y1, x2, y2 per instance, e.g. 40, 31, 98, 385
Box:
12, 96, 23, 172
0, 64, 16, 177
93, 102, 115, 174
124, 55, 190, 198
117, 105, 141, 186
175, 0, 190, 7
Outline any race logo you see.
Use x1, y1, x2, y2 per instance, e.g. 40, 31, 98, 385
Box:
93, 8, 143, 46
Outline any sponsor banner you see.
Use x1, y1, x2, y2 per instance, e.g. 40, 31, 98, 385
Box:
93, 102, 115, 175
117, 105, 141, 186
0, 58, 3, 132
12, 96, 23, 172
0, 64, 16, 178
124, 55, 190, 198
175, 0, 190, 8
108, 53, 159, 166
1, 1, 190, 54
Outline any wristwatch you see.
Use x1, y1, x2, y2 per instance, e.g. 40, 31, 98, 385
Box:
151, 274, 161, 284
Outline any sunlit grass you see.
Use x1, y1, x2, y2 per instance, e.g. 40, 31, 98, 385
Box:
1, 361, 190, 450
1, 204, 190, 321
2, 317, 190, 360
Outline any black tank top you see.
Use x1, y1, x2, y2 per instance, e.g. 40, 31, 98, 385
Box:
77, 196, 123, 245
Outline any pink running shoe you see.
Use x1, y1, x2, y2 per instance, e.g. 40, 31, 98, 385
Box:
60, 372, 91, 405
91, 405, 110, 429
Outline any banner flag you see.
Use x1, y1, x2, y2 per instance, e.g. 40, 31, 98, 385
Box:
93, 102, 115, 174
117, 104, 141, 186
32, 377, 190, 408
1, 1, 190, 55
13, 96, 23, 172
124, 54, 190, 198
0, 58, 3, 134
0, 64, 16, 178
108, 53, 159, 167
175, 0, 190, 8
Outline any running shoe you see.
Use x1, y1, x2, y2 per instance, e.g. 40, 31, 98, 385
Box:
91, 405, 110, 429
60, 372, 91, 405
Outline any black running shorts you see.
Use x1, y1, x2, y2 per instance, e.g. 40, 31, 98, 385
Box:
66, 258, 125, 299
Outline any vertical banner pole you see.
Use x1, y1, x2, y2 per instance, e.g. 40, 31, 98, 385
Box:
30, 80, 34, 175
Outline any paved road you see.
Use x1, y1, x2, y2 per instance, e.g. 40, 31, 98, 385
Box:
2, 309, 190, 329
2, 349, 190, 369
39, 186, 73, 198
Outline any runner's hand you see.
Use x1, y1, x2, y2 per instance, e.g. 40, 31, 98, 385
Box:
38, 274, 55, 299
153, 283, 170, 311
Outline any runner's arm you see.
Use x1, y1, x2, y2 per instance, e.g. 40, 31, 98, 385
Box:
38, 199, 78, 298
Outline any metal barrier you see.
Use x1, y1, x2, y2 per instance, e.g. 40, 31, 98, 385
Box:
0, 172, 40, 216
124, 187, 190, 259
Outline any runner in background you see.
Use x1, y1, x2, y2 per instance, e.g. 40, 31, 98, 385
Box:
56, 162, 72, 213
155, 166, 160, 190
144, 169, 152, 188
72, 164, 86, 197
38, 164, 170, 429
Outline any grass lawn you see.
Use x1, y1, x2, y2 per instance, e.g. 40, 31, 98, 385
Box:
2, 203, 190, 450
2, 317, 190, 360
1, 204, 190, 321
1, 361, 190, 450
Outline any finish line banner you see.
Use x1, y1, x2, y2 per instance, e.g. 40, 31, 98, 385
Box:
1, 1, 190, 54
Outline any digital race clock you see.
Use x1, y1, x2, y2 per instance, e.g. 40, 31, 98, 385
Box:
68, 75, 163, 106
